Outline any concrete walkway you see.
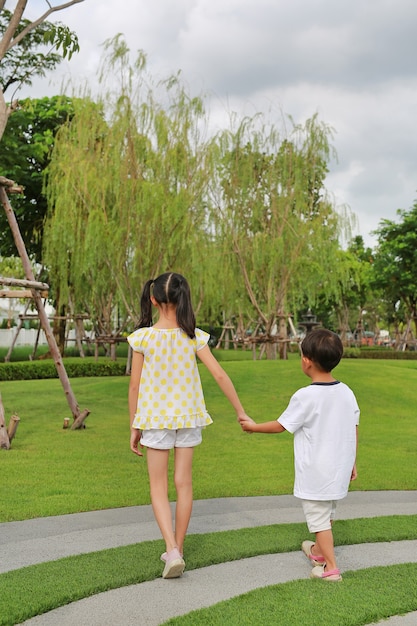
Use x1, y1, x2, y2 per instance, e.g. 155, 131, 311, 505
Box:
0, 491, 415, 625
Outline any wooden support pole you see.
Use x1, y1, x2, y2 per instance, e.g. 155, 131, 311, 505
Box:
70, 409, 90, 430
0, 289, 49, 298
0, 184, 90, 423
0, 394, 11, 450
7, 414, 20, 442
0, 276, 49, 291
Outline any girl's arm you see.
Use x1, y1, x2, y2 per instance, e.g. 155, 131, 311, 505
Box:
129, 350, 144, 456
197, 345, 248, 420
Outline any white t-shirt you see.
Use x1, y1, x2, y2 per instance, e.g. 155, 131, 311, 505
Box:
127, 327, 213, 430
278, 381, 360, 501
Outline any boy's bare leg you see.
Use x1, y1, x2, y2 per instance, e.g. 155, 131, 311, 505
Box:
313, 529, 338, 571
173, 447, 194, 556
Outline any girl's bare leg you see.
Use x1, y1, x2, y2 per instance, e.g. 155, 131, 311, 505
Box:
173, 447, 194, 556
146, 448, 177, 552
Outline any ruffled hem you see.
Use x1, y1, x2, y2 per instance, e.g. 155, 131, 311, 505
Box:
132, 411, 213, 430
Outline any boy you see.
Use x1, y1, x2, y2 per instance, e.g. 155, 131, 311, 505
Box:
239, 328, 359, 581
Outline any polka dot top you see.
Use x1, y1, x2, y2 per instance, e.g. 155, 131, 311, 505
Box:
127, 327, 213, 430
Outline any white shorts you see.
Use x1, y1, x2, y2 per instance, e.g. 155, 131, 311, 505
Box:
301, 499, 337, 533
140, 427, 203, 450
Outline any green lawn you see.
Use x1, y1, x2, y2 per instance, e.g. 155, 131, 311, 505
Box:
1, 357, 416, 521
0, 356, 416, 625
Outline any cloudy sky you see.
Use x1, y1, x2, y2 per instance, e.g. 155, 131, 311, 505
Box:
15, 0, 417, 247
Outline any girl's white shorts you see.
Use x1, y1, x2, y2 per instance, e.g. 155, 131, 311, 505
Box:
301, 499, 337, 533
140, 427, 203, 450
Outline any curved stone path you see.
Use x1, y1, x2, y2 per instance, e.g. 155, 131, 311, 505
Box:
0, 491, 415, 625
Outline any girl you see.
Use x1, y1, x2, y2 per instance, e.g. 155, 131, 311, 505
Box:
128, 272, 250, 579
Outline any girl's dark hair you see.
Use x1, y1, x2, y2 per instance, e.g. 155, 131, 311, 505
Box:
301, 328, 343, 372
137, 272, 196, 339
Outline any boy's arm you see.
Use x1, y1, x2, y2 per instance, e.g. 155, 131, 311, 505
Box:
239, 414, 286, 434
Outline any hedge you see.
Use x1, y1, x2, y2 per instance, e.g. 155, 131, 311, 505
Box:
343, 348, 417, 360
0, 360, 126, 381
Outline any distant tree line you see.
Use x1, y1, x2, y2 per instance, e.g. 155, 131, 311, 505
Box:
1, 27, 417, 356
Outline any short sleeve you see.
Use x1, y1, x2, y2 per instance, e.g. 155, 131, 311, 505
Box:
194, 328, 210, 351
127, 328, 147, 353
277, 391, 306, 434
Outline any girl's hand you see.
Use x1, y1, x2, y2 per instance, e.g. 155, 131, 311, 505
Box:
239, 414, 256, 432
130, 429, 143, 456
350, 463, 357, 481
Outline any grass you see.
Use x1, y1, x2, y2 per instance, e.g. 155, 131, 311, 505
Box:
0, 516, 416, 626
163, 565, 417, 626
1, 358, 417, 521
0, 356, 416, 624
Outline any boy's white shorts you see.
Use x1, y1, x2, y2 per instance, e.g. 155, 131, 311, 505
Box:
140, 427, 203, 450
301, 499, 337, 533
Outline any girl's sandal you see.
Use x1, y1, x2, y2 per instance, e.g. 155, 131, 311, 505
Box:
162, 547, 185, 579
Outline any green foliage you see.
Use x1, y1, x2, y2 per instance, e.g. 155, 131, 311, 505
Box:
0, 9, 63, 94
42, 22, 80, 61
343, 347, 361, 358
352, 349, 417, 360
372, 201, 417, 331
44, 37, 213, 334
0, 358, 126, 381
210, 113, 354, 335
0, 96, 75, 259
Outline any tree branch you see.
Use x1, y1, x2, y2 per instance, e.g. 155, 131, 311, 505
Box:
1, 0, 85, 54
0, 0, 27, 60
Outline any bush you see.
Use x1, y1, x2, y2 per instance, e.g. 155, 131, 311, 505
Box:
356, 349, 417, 360
343, 347, 361, 358
0, 359, 126, 381
342, 348, 417, 360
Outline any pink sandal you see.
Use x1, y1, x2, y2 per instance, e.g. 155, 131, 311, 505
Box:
161, 547, 185, 579
311, 565, 342, 581
301, 540, 326, 566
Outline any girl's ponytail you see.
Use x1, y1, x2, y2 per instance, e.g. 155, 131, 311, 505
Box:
136, 279, 154, 328
176, 277, 196, 339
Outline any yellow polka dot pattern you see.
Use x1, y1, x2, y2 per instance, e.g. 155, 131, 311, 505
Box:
127, 327, 213, 430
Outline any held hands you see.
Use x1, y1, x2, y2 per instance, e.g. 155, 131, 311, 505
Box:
238, 413, 257, 433
130, 428, 143, 457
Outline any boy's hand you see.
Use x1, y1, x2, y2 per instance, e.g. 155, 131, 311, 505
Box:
239, 414, 257, 432
130, 429, 143, 456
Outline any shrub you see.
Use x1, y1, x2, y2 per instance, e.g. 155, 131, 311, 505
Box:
343, 347, 361, 358
0, 360, 126, 381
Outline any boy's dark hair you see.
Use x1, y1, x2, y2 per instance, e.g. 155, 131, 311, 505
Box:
301, 328, 343, 372
137, 272, 196, 339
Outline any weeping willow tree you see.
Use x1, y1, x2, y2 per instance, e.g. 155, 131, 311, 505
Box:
210, 113, 353, 357
43, 35, 215, 336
